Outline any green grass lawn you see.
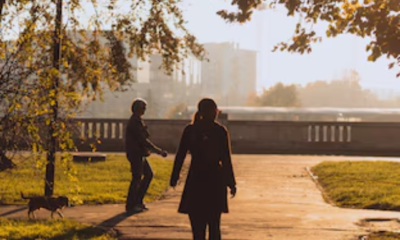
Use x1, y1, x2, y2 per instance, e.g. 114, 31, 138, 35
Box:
0, 218, 117, 240
312, 161, 400, 210
0, 153, 173, 205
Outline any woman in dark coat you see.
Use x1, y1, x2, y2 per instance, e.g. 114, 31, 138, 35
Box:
170, 98, 237, 240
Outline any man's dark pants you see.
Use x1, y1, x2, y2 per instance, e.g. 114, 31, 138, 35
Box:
126, 154, 154, 211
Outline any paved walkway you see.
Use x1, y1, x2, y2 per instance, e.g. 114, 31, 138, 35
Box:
2, 155, 400, 240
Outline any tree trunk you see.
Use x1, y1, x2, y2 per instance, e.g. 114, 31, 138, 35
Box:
45, 0, 62, 196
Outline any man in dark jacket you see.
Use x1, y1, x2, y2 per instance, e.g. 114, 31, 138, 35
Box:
125, 98, 168, 213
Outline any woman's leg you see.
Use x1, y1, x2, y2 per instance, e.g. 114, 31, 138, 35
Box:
189, 213, 207, 240
208, 213, 222, 240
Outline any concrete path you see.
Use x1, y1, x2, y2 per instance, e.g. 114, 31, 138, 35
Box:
2, 155, 400, 240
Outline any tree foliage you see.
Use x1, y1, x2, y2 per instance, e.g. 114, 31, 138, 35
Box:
0, 0, 205, 172
248, 82, 301, 107
219, 0, 400, 76
298, 70, 399, 108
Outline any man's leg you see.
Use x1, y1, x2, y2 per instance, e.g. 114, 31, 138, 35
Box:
125, 174, 140, 211
136, 158, 154, 206
189, 213, 207, 240
126, 157, 143, 212
208, 213, 222, 240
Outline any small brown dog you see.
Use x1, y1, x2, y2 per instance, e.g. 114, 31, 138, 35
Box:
21, 192, 69, 219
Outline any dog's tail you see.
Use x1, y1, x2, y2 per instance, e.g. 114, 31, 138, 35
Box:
20, 191, 29, 199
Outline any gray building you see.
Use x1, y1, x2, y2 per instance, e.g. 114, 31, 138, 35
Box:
200, 42, 257, 106
82, 53, 198, 119
82, 40, 258, 119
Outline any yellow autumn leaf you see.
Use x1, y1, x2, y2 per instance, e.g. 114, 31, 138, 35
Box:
367, 55, 374, 61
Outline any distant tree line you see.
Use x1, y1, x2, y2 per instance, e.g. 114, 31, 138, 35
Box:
247, 70, 400, 108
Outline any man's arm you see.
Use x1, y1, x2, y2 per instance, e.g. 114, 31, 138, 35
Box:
132, 120, 163, 155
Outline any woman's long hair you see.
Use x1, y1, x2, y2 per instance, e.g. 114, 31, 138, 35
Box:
192, 98, 218, 124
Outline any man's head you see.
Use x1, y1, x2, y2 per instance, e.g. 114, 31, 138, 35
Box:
131, 98, 147, 116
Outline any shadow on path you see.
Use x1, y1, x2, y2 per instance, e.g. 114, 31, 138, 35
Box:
0, 206, 27, 217
97, 211, 142, 228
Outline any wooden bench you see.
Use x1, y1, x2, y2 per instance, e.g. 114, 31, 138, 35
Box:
72, 152, 107, 163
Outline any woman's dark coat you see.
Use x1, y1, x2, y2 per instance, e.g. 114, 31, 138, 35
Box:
170, 121, 236, 215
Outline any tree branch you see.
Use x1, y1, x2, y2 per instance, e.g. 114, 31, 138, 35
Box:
0, 0, 5, 17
